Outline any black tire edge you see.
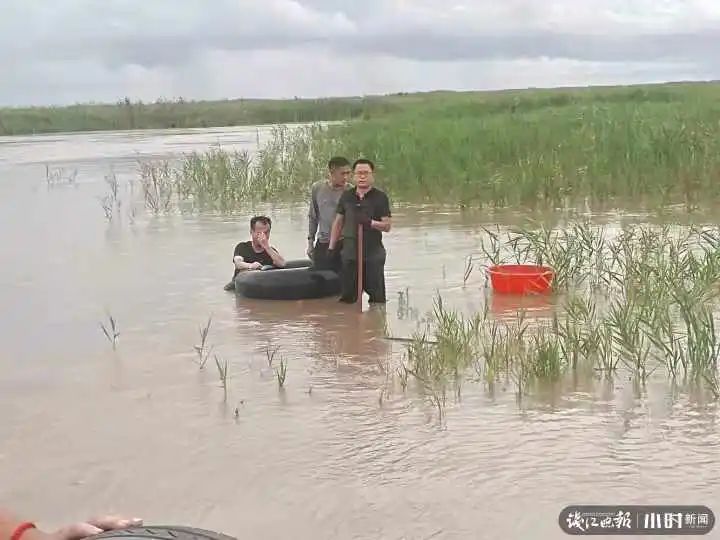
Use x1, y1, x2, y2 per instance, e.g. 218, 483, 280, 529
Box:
86, 526, 236, 540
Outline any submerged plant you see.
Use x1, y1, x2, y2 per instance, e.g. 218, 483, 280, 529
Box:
194, 315, 213, 369
463, 255, 474, 286
214, 353, 229, 396
100, 195, 115, 222
265, 341, 280, 368
276, 358, 288, 388
97, 170, 123, 222
45, 165, 78, 187
100, 314, 120, 349
397, 361, 410, 392
138, 160, 174, 213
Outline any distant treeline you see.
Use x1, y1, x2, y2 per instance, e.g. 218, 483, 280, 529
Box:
0, 95, 406, 136
2, 81, 719, 137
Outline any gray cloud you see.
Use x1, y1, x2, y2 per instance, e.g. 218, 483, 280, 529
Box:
345, 28, 720, 64
1, 0, 718, 106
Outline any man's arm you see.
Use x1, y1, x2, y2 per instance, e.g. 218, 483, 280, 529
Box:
233, 255, 260, 271
233, 244, 261, 270
370, 193, 392, 232
329, 195, 346, 250
307, 183, 319, 250
264, 245, 286, 267
371, 216, 391, 232
328, 214, 344, 250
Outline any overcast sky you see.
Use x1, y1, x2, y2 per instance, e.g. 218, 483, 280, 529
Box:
2, 0, 719, 106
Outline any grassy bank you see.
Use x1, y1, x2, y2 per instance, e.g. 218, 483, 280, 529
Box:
310, 82, 720, 208
0, 95, 405, 136
119, 81, 720, 214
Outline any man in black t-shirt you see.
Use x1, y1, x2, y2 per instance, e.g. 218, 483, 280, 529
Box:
328, 158, 392, 304
223, 215, 286, 290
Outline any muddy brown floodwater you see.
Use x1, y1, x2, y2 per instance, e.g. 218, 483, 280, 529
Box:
0, 125, 718, 540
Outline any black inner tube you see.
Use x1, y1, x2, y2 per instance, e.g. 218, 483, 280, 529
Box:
260, 258, 313, 271
227, 258, 341, 300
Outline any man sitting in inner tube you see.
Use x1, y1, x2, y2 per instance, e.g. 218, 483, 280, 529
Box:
224, 215, 286, 290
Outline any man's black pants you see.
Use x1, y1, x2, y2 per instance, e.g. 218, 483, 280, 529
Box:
339, 251, 386, 304
312, 241, 343, 274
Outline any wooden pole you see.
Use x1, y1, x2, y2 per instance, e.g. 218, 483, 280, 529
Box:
357, 223, 363, 312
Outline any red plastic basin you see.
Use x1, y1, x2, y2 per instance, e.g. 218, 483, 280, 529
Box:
487, 264, 554, 294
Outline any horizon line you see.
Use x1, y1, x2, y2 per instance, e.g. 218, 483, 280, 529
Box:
2, 78, 719, 110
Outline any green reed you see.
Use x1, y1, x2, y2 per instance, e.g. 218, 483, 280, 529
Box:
264, 341, 280, 368
99, 313, 120, 350
299, 83, 720, 209
214, 353, 228, 384
123, 82, 720, 216
463, 255, 474, 286
214, 353, 229, 400
193, 315, 213, 369
133, 125, 324, 214
551, 295, 600, 370
276, 358, 288, 389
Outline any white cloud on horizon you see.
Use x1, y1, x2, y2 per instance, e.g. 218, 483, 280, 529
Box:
1, 0, 719, 106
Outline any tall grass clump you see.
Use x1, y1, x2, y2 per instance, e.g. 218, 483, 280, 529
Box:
404, 222, 720, 402
293, 83, 720, 210
134, 125, 327, 214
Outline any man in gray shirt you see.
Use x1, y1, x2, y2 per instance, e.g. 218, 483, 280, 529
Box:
307, 156, 351, 273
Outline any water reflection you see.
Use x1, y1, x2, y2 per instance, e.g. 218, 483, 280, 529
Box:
234, 295, 392, 363
488, 291, 558, 319
396, 287, 422, 322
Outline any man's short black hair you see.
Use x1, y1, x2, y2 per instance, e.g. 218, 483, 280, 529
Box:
250, 215, 272, 230
328, 156, 350, 170
353, 158, 375, 171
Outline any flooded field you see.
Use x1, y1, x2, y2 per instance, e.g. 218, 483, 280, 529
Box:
1, 126, 718, 539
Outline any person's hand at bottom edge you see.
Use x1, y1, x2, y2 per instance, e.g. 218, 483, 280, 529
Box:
50, 516, 143, 540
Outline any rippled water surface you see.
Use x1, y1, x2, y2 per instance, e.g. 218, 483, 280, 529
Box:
1, 126, 718, 540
